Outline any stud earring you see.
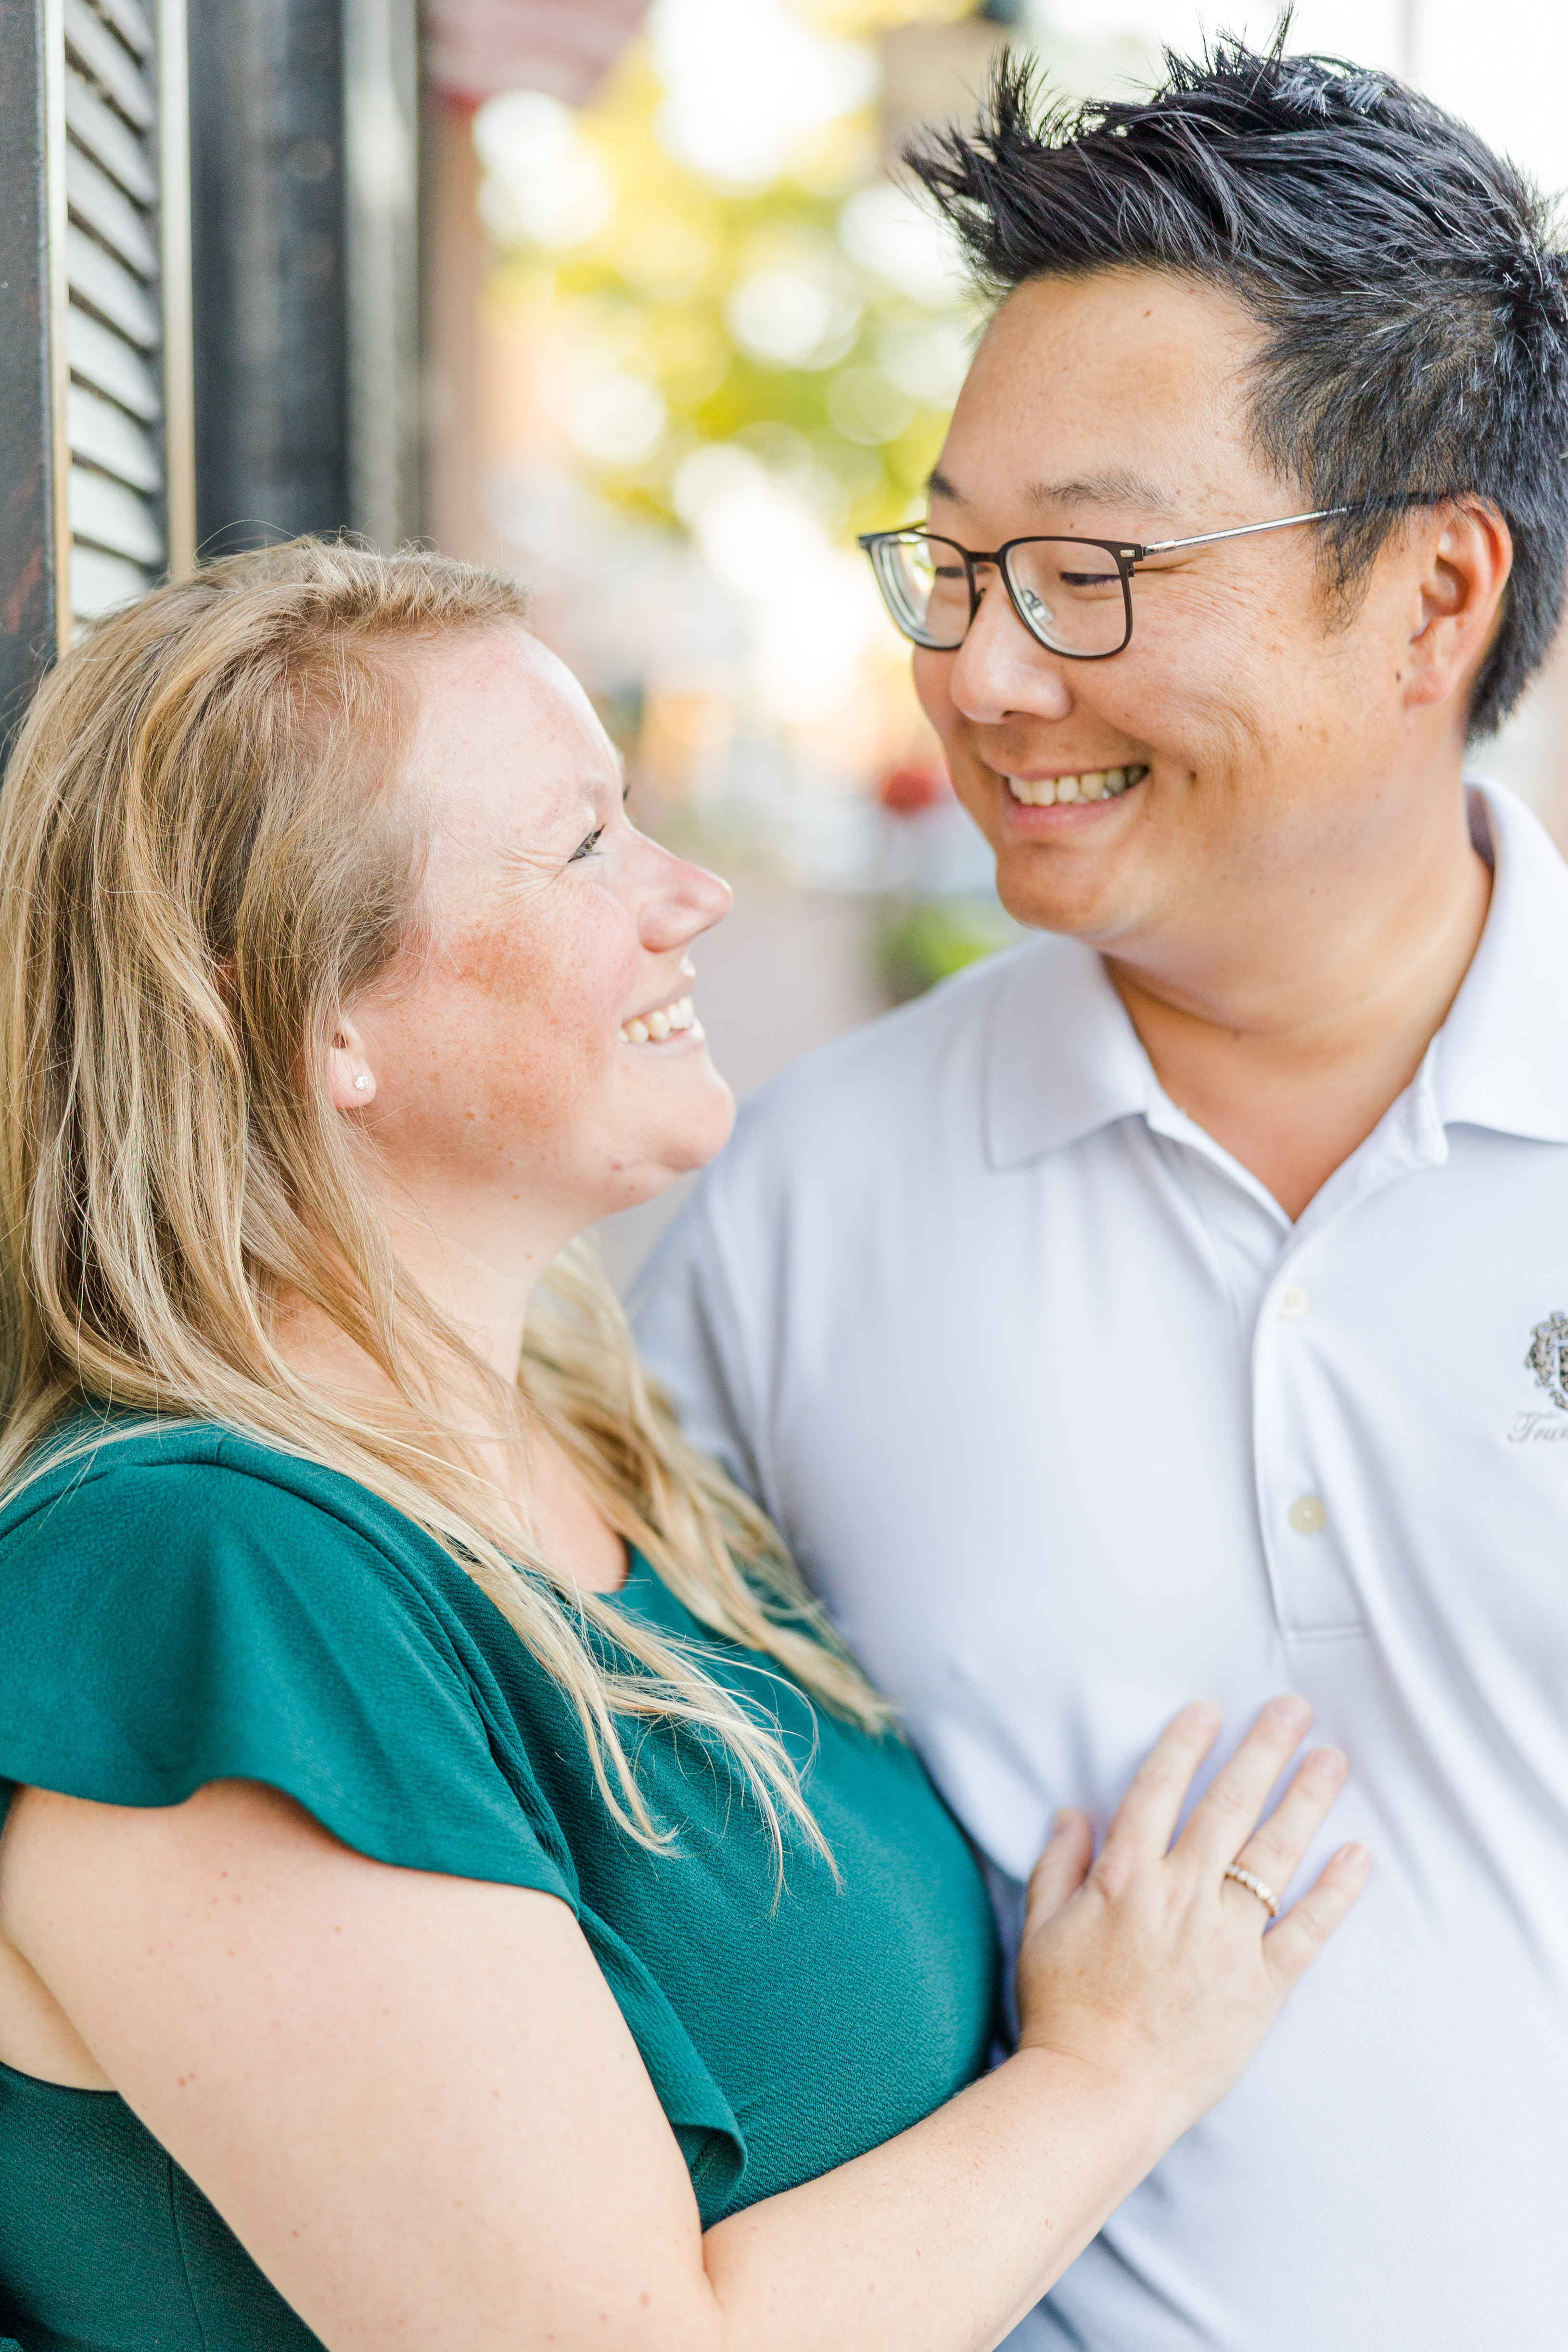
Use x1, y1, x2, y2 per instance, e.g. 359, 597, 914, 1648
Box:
353, 1074, 370, 1093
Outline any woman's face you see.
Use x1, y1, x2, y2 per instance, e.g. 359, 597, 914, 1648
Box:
349, 628, 735, 1256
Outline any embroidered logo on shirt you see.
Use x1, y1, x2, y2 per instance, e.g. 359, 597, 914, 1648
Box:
1523, 1310, 1568, 1414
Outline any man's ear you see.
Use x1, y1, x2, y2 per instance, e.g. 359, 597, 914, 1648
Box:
1403, 500, 1513, 713
326, 1019, 376, 1111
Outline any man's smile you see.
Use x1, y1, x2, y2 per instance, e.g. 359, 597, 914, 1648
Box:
1002, 764, 1149, 806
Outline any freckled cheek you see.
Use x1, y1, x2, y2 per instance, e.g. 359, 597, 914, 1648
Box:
452, 909, 630, 1042
370, 906, 639, 1140
378, 1016, 609, 1178
458, 997, 626, 1137
379, 997, 597, 1127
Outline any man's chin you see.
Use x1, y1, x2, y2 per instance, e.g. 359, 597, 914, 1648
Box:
993, 855, 1143, 944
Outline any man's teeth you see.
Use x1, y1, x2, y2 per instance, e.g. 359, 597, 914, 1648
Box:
620, 995, 698, 1046
1004, 764, 1148, 805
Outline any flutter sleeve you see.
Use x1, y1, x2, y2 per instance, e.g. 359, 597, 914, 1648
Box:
0, 1437, 573, 1902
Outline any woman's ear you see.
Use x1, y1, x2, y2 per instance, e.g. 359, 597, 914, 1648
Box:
326, 1020, 376, 1111
1403, 500, 1513, 713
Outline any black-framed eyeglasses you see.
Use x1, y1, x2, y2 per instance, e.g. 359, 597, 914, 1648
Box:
858, 503, 1421, 660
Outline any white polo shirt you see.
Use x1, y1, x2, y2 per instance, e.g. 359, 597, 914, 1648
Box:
634, 781, 1568, 2352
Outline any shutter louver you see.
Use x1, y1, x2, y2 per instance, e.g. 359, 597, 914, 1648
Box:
61, 0, 191, 625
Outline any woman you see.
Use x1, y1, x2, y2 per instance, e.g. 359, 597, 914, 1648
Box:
0, 543, 1364, 2351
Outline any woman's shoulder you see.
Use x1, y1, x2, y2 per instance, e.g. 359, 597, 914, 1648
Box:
0, 1413, 498, 1641
0, 1413, 575, 1897
2, 1411, 427, 1555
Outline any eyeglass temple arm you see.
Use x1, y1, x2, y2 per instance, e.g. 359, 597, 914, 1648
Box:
1135, 505, 1356, 559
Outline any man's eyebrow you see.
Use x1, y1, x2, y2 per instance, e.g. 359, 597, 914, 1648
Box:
1022, 468, 1176, 516
925, 463, 1177, 520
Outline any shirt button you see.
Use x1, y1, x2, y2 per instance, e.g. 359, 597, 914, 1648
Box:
1277, 1283, 1311, 1320
1288, 1494, 1327, 1535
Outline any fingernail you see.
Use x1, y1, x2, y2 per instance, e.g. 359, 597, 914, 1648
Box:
1266, 1693, 1312, 1726
1308, 1746, 1348, 1780
1050, 1809, 1071, 1838
1339, 1842, 1371, 1872
1180, 1699, 1221, 1726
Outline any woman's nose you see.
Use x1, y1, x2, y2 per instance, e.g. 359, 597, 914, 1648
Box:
638, 853, 732, 953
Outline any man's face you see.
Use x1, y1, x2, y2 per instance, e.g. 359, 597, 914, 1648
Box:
915, 271, 1444, 959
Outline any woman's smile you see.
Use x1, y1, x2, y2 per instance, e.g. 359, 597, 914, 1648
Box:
619, 990, 701, 1046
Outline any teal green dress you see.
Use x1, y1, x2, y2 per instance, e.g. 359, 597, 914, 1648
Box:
0, 1420, 999, 2351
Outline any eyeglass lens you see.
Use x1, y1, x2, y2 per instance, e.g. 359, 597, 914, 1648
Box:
873, 534, 1130, 657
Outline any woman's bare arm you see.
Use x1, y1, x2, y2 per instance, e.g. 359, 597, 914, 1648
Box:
0, 1700, 1365, 2352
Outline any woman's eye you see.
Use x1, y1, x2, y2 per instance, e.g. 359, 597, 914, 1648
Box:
569, 827, 605, 864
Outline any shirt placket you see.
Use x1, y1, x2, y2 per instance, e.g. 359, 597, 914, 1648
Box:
1150, 1070, 1449, 1645
1250, 1076, 1450, 1643
1251, 1251, 1368, 1640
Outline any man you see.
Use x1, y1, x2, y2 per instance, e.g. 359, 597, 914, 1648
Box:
635, 40, 1568, 2352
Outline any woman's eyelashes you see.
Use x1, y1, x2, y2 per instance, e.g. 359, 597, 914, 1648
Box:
569, 825, 606, 864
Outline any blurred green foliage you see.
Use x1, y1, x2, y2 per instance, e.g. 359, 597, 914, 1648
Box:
875, 894, 1021, 1002
483, 34, 982, 544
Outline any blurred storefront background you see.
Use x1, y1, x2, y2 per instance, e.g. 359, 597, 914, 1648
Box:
415, 0, 1568, 1280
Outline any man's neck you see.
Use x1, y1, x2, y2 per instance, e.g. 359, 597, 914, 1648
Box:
1103, 790, 1494, 1221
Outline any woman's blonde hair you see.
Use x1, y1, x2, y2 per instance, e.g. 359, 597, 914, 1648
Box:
0, 539, 889, 1866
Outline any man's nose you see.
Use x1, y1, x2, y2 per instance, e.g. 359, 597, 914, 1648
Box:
948, 577, 1074, 726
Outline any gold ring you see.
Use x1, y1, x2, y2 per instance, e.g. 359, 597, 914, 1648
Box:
1223, 1863, 1281, 1918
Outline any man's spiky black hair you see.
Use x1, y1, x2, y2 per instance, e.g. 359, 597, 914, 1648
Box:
908, 35, 1568, 736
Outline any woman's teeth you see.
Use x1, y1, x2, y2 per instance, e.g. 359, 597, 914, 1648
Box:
620, 995, 698, 1046
1005, 764, 1148, 806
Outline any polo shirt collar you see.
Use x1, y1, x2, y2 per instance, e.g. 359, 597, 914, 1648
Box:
1429, 782, 1568, 1143
984, 932, 1149, 1170
984, 777, 1568, 1173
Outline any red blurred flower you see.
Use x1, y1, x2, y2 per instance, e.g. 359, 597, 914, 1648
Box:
878, 762, 953, 815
